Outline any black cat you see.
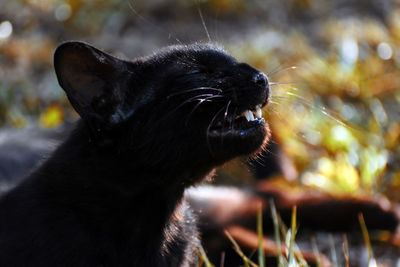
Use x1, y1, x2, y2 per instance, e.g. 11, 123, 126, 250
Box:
0, 42, 270, 266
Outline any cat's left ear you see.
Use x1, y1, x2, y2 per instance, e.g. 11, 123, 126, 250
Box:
54, 41, 132, 126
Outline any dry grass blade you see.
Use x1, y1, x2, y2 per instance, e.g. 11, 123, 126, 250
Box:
198, 242, 215, 267
358, 213, 377, 267
287, 206, 297, 266
224, 230, 258, 267
342, 235, 350, 267
311, 237, 322, 267
270, 200, 285, 266
219, 252, 225, 267
329, 234, 338, 267
257, 203, 265, 267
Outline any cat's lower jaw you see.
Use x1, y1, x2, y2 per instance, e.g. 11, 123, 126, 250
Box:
209, 119, 270, 160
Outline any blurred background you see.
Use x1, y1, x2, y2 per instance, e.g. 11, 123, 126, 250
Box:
1, 0, 400, 265
1, 0, 399, 198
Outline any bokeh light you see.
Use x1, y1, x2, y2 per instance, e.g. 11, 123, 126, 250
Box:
0, 21, 12, 40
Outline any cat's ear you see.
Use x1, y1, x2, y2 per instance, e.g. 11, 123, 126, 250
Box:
54, 41, 132, 125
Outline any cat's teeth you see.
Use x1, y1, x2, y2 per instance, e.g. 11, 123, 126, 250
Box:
244, 110, 251, 121
248, 111, 255, 121
255, 106, 262, 119
242, 108, 262, 122
244, 110, 254, 122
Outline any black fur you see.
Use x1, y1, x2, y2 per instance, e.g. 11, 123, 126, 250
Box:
0, 42, 270, 266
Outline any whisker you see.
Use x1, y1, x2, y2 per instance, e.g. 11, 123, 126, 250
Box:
197, 6, 211, 43
267, 63, 283, 77
162, 94, 217, 120
271, 93, 348, 127
184, 95, 226, 126
267, 100, 283, 107
221, 100, 232, 145
272, 86, 301, 93
265, 105, 283, 119
206, 106, 226, 157
230, 107, 237, 131
128, 0, 182, 45
223, 100, 231, 120
167, 87, 222, 99
184, 100, 211, 126
269, 81, 298, 86
247, 151, 267, 167
264, 104, 322, 145
268, 66, 297, 77
175, 93, 215, 108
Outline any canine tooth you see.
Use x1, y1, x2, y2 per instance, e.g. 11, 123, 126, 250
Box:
244, 110, 252, 121
249, 111, 255, 121
256, 106, 262, 118
246, 110, 255, 121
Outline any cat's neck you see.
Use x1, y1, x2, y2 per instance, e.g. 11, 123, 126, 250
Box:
41, 121, 199, 191
25, 122, 206, 245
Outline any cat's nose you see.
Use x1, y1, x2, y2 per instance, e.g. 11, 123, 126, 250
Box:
252, 72, 268, 87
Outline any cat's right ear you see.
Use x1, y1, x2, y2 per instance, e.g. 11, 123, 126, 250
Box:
54, 41, 132, 126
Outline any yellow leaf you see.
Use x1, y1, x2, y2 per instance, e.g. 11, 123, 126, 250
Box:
39, 104, 63, 128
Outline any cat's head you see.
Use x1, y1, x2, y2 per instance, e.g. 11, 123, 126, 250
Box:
54, 41, 270, 173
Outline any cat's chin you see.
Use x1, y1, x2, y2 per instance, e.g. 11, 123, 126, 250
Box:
208, 118, 270, 158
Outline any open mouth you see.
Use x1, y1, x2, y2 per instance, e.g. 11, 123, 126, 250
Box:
236, 104, 263, 123
209, 103, 266, 137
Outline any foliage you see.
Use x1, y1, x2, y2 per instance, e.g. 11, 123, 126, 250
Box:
1, 0, 400, 213
2, 0, 400, 265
